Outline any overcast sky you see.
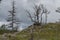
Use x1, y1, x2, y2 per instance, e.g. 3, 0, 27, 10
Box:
0, 0, 60, 24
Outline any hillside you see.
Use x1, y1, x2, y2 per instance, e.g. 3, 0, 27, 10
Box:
16, 23, 60, 40
0, 23, 60, 40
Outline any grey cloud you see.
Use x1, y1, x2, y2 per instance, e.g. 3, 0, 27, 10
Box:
0, 0, 60, 23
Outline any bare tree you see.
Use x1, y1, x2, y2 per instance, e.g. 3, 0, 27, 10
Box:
39, 5, 50, 25
26, 4, 49, 25
25, 4, 49, 40
43, 8, 50, 24
26, 4, 42, 25
25, 4, 39, 40
25, 4, 42, 40
7, 0, 20, 31
25, 4, 41, 40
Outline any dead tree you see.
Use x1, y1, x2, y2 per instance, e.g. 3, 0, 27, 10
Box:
43, 8, 50, 24
25, 4, 50, 40
44, 10, 50, 24
26, 4, 49, 25
26, 4, 42, 25
40, 5, 50, 25
7, 0, 20, 31
25, 4, 43, 40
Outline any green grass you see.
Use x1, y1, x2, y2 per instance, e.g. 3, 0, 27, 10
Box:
0, 29, 17, 34
16, 23, 60, 40
0, 23, 60, 40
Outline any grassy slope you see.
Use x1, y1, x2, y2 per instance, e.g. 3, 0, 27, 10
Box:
16, 23, 60, 40
0, 23, 60, 40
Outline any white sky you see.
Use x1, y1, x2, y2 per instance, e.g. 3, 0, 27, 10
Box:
0, 0, 60, 24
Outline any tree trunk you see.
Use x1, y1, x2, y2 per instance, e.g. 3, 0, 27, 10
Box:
45, 13, 47, 24
29, 24, 34, 40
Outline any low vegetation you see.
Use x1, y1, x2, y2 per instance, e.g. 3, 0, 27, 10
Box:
16, 23, 60, 40
0, 23, 60, 40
